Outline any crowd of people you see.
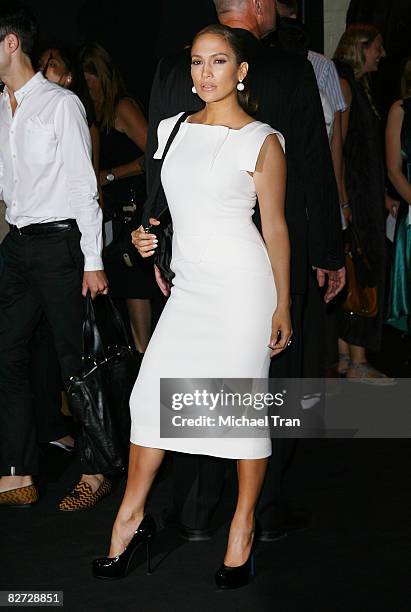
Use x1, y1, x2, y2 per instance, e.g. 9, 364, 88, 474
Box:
0, 0, 410, 591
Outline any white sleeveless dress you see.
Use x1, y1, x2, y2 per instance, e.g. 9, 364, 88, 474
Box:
130, 113, 285, 459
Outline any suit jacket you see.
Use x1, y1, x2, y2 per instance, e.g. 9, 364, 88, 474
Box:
145, 29, 344, 295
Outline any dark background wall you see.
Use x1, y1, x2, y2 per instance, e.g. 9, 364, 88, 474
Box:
348, 0, 411, 112
348, 0, 411, 61
29, 0, 324, 109
31, 0, 220, 109
26, 0, 411, 112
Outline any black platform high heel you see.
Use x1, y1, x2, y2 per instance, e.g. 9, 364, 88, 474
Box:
92, 514, 156, 580
215, 527, 258, 590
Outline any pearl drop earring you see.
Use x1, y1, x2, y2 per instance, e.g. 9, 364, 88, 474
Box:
237, 81, 245, 91
191, 85, 197, 94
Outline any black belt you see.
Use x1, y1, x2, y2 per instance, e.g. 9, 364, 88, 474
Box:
9, 220, 77, 235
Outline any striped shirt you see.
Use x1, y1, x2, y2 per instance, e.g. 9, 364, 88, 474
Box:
308, 51, 347, 115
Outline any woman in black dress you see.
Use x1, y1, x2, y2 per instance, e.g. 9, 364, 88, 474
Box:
80, 43, 157, 354
333, 25, 395, 383
39, 44, 100, 178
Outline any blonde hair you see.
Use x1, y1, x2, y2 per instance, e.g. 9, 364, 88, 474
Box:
334, 24, 381, 117
79, 42, 126, 131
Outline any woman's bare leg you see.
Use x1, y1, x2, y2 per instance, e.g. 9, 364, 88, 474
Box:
126, 299, 151, 353
337, 338, 351, 374
224, 458, 268, 567
108, 444, 165, 557
347, 344, 392, 379
338, 338, 350, 355
0, 475, 33, 492
349, 343, 367, 364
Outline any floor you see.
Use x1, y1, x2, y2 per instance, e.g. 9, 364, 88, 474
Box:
1, 325, 411, 612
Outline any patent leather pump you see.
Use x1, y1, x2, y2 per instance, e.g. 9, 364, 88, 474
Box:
92, 514, 156, 580
215, 552, 256, 590
215, 528, 258, 590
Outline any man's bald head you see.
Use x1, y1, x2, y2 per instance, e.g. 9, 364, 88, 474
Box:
276, 0, 298, 18
213, 0, 276, 39
213, 0, 250, 15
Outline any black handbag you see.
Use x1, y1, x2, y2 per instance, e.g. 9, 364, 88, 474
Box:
67, 294, 138, 474
103, 186, 145, 269
141, 112, 192, 283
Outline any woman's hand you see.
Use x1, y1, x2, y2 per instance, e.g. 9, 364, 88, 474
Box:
154, 265, 170, 297
342, 205, 352, 224
385, 193, 400, 218
99, 169, 109, 187
131, 218, 159, 257
268, 305, 293, 357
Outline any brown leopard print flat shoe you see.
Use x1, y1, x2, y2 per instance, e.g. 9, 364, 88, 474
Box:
58, 478, 112, 511
0, 485, 39, 508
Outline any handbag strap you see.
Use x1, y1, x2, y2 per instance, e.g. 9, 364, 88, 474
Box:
345, 222, 362, 254
83, 293, 105, 363
141, 112, 192, 227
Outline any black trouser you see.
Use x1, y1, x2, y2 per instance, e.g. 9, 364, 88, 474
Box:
30, 316, 69, 444
0, 227, 84, 476
170, 453, 226, 530
302, 269, 326, 379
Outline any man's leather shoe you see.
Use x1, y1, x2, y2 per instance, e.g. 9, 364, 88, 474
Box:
258, 508, 312, 542
166, 518, 214, 541
0, 485, 39, 508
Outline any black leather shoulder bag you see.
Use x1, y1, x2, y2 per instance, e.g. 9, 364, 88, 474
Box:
141, 112, 192, 283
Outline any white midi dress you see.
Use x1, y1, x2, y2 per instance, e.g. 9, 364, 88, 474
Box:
130, 113, 285, 459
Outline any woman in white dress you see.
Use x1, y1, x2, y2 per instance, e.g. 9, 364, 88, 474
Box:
93, 24, 291, 589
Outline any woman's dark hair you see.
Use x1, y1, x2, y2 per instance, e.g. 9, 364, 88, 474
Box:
192, 24, 258, 115
79, 42, 127, 131
38, 43, 96, 126
400, 57, 411, 99
0, 1, 37, 56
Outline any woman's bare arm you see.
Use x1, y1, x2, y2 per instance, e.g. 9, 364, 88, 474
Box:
339, 78, 352, 222
339, 78, 352, 143
330, 111, 344, 201
253, 134, 291, 354
89, 123, 104, 207
386, 100, 411, 206
100, 99, 148, 185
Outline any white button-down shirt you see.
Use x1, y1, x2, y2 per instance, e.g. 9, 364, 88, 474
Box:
0, 72, 102, 270
308, 51, 347, 116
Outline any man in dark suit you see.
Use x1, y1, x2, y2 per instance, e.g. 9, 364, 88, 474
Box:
145, 0, 345, 540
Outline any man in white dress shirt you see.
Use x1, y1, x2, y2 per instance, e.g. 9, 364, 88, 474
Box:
0, 3, 109, 508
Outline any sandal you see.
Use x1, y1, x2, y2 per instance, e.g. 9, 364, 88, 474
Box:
336, 352, 351, 376
346, 362, 397, 386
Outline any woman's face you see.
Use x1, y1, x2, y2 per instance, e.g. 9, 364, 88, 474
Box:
84, 71, 103, 104
190, 33, 247, 105
362, 34, 386, 74
39, 49, 72, 88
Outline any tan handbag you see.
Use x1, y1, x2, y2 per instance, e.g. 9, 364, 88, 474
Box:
342, 226, 378, 318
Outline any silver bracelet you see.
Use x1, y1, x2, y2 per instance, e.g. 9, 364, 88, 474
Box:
341, 202, 351, 210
